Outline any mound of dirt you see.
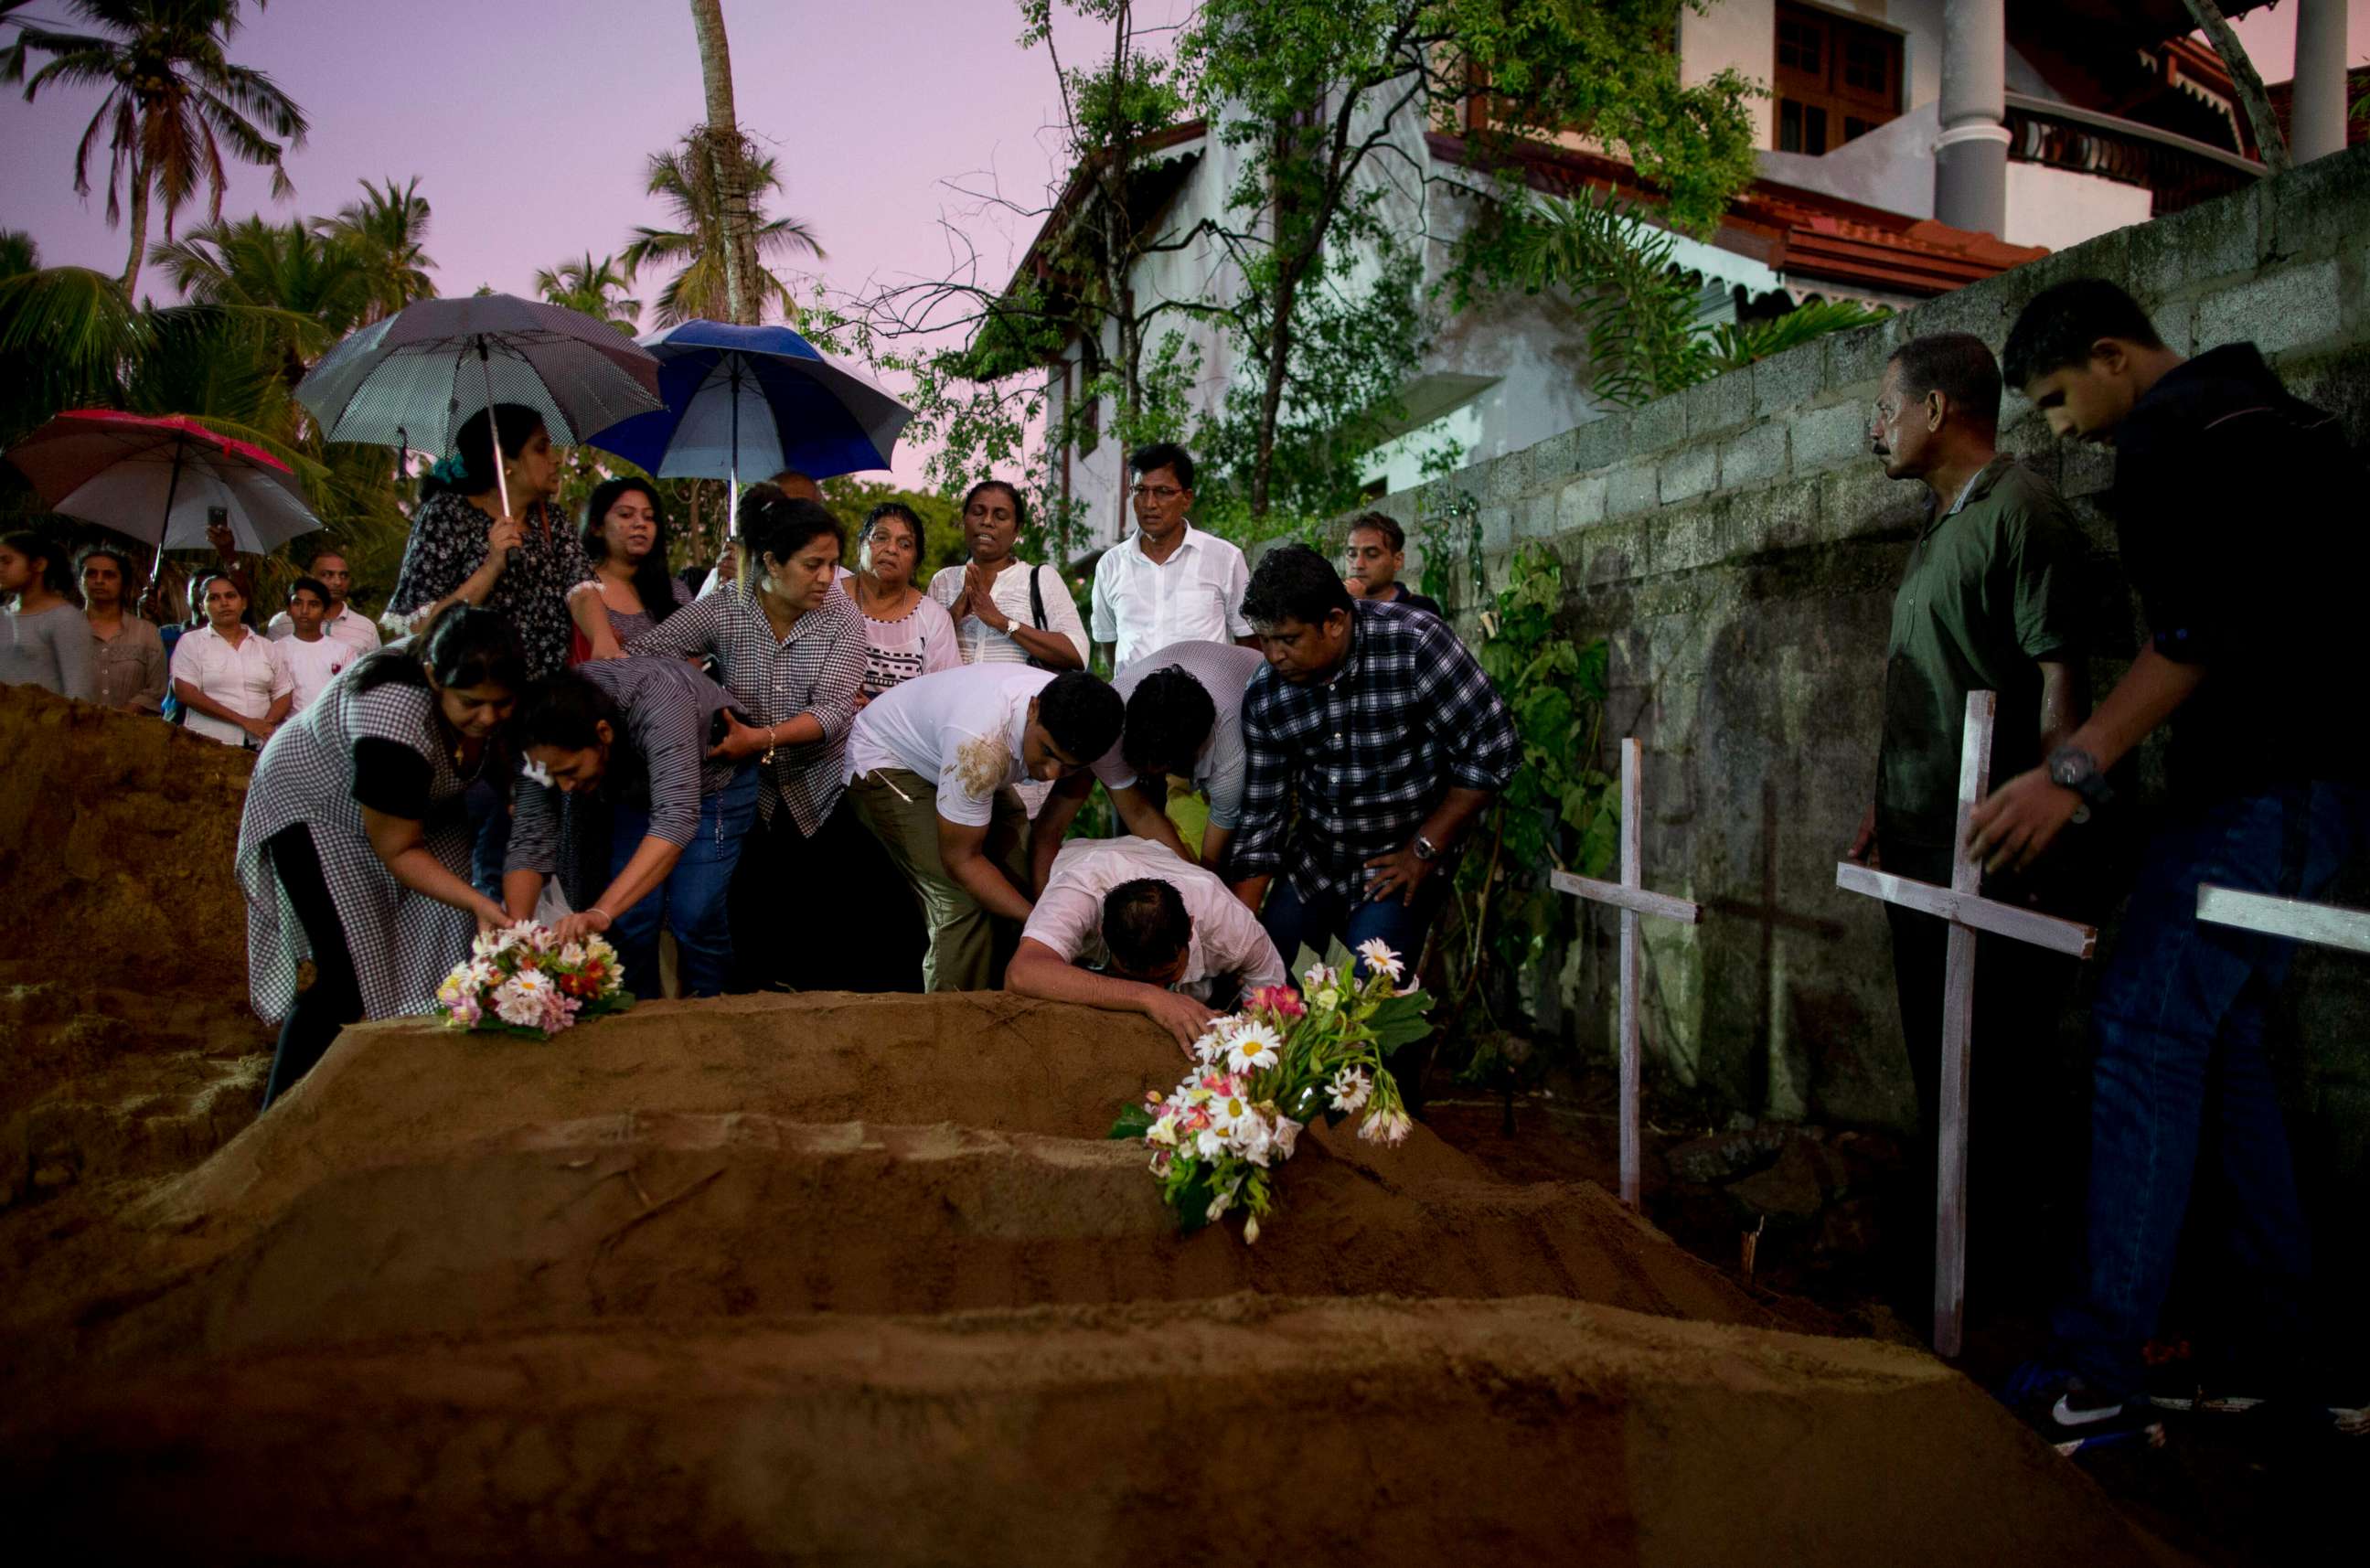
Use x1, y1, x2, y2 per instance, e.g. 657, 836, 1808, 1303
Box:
0, 684, 257, 1013
8, 1296, 2174, 1568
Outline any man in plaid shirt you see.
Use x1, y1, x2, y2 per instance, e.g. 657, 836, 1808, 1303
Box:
1231, 544, 1519, 981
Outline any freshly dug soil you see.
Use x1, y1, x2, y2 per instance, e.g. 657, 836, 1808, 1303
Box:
0, 684, 257, 1015
48, 1113, 1769, 1374
5, 1295, 2176, 1568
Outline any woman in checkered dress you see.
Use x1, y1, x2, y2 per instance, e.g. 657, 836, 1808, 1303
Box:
238, 605, 528, 1107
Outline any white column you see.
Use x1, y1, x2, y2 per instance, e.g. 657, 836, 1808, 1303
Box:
2292, 0, 2350, 164
1936, 0, 2010, 235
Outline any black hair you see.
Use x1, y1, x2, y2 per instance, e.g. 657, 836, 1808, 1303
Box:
1242, 542, 1353, 629
73, 541, 140, 596
1102, 877, 1191, 977
352, 603, 528, 697
192, 568, 248, 622
517, 668, 618, 752
1889, 333, 2002, 427
1128, 442, 1195, 492
3, 530, 72, 597
582, 476, 681, 628
419, 402, 547, 500
863, 500, 923, 547
307, 547, 349, 570
287, 575, 331, 607
740, 487, 844, 592
1036, 669, 1125, 763
1347, 511, 1404, 552
2002, 279, 2166, 391
1120, 665, 1217, 778
960, 478, 1030, 535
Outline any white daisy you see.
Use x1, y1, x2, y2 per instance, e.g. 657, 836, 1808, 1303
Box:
1224, 1020, 1284, 1074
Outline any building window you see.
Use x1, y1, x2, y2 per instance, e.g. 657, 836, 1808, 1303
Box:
1773, 3, 1902, 155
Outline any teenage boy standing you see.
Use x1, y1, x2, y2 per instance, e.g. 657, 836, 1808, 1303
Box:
1973, 278, 2367, 1447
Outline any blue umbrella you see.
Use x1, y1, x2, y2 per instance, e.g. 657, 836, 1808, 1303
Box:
584, 323, 913, 510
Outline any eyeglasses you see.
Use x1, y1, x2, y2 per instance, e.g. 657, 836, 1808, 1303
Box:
1130, 485, 1183, 501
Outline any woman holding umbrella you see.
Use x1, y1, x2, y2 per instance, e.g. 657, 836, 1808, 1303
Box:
239, 604, 526, 1107
384, 404, 623, 681
0, 531, 94, 701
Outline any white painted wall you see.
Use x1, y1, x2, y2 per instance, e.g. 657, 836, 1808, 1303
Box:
2000, 161, 2156, 254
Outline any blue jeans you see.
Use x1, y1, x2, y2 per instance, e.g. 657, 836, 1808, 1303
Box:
607, 764, 759, 999
466, 775, 512, 902
1259, 872, 1443, 986
2053, 782, 2366, 1400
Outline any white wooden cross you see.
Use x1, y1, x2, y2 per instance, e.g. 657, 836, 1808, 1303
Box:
2196, 886, 2370, 955
1550, 738, 1703, 1211
1833, 690, 2099, 1357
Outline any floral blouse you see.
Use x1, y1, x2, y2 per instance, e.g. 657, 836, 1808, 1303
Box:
386, 490, 594, 680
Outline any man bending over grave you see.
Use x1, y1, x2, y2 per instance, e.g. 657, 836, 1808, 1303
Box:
845, 665, 1124, 991
1971, 278, 2367, 1450
1030, 640, 1268, 889
1847, 329, 2098, 1310
1008, 836, 1288, 1051
1231, 544, 1520, 992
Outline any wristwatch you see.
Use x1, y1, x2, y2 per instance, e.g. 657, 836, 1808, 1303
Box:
2047, 746, 2114, 812
1412, 834, 1441, 863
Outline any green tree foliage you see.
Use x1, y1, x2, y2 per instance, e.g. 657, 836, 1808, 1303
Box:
534, 251, 642, 334
1450, 186, 1889, 406
2, 0, 309, 296
624, 132, 824, 326
318, 175, 433, 325
1177, 0, 1759, 520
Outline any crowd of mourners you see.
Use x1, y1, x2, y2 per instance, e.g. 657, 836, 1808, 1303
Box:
3, 273, 2362, 1450
0, 429, 1516, 1115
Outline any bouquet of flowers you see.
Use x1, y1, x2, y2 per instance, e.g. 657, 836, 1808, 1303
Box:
1111, 937, 1433, 1243
432, 922, 635, 1040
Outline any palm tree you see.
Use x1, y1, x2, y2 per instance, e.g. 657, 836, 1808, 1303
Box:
623, 132, 824, 326
147, 214, 367, 426
2, 1, 311, 298
534, 251, 641, 335
318, 175, 433, 323
686, 0, 756, 324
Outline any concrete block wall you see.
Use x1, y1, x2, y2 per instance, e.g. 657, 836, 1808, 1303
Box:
1368, 146, 2370, 1191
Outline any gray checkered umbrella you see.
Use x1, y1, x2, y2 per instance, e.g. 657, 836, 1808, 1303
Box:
295, 293, 662, 515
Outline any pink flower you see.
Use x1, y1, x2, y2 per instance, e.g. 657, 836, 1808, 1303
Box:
1246, 985, 1306, 1019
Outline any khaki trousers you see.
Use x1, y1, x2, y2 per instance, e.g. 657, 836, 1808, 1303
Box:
849, 767, 1031, 992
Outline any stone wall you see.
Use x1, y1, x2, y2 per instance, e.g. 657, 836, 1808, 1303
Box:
1367, 146, 2370, 1194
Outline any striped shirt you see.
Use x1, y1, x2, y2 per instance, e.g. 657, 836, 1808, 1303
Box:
505, 656, 738, 877
1234, 600, 1520, 903
625, 586, 866, 834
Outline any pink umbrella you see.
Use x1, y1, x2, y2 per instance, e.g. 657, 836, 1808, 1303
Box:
4, 410, 322, 567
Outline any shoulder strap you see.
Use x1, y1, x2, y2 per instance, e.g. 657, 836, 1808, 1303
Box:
1030, 563, 1049, 633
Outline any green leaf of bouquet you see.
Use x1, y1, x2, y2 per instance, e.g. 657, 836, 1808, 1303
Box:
1110, 1103, 1156, 1141
1323, 935, 1356, 974
1290, 943, 1327, 977
1368, 993, 1436, 1056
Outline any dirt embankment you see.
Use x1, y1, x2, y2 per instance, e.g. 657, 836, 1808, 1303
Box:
0, 686, 270, 1212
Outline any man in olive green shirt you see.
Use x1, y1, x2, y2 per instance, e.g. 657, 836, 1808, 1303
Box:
1847, 332, 2094, 1311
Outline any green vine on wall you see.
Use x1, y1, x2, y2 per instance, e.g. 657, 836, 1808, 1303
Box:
1433, 542, 1618, 1066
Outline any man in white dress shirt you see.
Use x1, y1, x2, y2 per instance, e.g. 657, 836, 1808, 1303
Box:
1089, 443, 1254, 679
266, 549, 380, 656
1007, 835, 1287, 1049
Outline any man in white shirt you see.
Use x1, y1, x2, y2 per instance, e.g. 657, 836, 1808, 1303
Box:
925, 479, 1088, 669
1008, 836, 1288, 1050
843, 664, 1123, 990
1090, 443, 1254, 678
266, 549, 380, 656
1030, 640, 1266, 889
275, 575, 356, 714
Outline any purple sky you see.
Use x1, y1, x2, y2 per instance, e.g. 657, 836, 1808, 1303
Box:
0, 0, 1197, 486
0, 1, 2359, 488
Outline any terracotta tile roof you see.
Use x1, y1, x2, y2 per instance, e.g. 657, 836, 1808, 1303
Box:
1426, 133, 2048, 299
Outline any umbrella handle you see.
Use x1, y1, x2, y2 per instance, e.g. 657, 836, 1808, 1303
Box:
478, 341, 513, 520
152, 436, 187, 582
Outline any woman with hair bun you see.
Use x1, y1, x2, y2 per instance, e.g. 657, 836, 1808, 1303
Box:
626, 483, 866, 992
237, 603, 528, 1106
384, 403, 620, 680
